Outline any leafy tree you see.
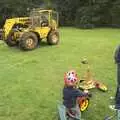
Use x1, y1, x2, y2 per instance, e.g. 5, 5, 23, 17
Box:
1, 0, 120, 28
110, 0, 120, 27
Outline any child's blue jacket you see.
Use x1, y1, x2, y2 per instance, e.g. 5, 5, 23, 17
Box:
63, 86, 87, 108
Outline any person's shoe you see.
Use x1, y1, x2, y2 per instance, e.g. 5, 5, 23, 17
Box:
109, 105, 117, 111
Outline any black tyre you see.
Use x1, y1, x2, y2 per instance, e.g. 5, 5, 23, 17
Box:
5, 31, 17, 47
19, 32, 38, 50
47, 30, 59, 45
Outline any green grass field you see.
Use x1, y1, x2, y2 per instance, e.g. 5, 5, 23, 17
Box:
0, 27, 120, 120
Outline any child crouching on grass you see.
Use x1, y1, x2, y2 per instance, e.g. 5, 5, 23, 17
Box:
63, 70, 88, 119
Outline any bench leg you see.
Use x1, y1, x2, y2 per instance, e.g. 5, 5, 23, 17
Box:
58, 104, 82, 120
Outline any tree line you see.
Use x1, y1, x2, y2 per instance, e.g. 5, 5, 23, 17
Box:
0, 0, 120, 28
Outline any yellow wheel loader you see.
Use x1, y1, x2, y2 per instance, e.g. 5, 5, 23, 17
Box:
1, 9, 59, 50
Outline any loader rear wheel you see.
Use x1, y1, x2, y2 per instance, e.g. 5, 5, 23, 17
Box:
19, 32, 38, 50
6, 31, 17, 47
47, 30, 59, 45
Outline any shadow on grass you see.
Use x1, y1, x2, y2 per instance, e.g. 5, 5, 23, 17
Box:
38, 41, 50, 48
1, 40, 53, 53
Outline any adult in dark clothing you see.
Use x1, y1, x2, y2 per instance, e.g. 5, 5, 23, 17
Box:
114, 45, 120, 110
63, 70, 88, 119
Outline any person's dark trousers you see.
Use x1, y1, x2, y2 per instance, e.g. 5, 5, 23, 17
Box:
115, 64, 120, 109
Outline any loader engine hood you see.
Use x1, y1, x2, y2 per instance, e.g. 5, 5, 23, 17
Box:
3, 17, 30, 40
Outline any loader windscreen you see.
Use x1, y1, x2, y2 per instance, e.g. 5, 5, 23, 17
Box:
30, 11, 49, 27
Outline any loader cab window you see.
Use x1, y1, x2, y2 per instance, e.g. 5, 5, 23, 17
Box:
40, 15, 48, 27
40, 12, 49, 27
30, 11, 49, 27
50, 11, 58, 29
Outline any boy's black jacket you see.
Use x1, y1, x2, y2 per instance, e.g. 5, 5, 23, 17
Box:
63, 86, 87, 108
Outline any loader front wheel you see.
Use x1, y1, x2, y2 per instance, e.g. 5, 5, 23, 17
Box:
6, 31, 17, 47
19, 32, 38, 50
47, 30, 59, 45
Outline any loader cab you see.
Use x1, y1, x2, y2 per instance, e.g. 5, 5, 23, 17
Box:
30, 9, 58, 29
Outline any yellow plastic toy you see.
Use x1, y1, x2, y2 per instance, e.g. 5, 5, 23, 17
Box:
78, 59, 108, 92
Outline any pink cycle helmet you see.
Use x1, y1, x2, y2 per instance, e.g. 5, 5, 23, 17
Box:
64, 70, 79, 86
